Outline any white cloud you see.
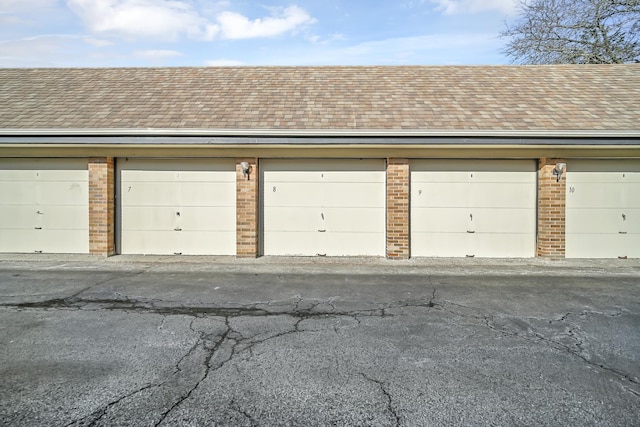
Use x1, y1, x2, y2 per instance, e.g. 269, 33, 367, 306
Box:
66, 1, 315, 41
216, 6, 315, 40
0, 0, 58, 12
205, 59, 246, 66
429, 0, 518, 16
0, 34, 83, 67
83, 37, 114, 47
67, 0, 206, 41
257, 32, 504, 66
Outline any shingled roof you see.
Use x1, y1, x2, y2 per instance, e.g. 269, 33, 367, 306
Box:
1, 65, 638, 134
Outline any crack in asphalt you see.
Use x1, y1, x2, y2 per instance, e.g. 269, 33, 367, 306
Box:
154, 317, 234, 426
436, 299, 640, 397
360, 373, 401, 427
4, 280, 639, 424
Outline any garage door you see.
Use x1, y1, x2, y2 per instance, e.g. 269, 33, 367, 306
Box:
0, 158, 89, 253
262, 159, 385, 256
117, 159, 236, 255
411, 160, 536, 258
566, 160, 640, 258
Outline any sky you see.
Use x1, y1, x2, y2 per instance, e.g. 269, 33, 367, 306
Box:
0, 0, 521, 67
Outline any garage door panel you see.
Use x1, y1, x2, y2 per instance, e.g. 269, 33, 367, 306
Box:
262, 159, 385, 257
121, 207, 176, 230
412, 159, 534, 173
624, 210, 640, 232
474, 234, 534, 258
265, 170, 383, 183
570, 160, 640, 174
40, 206, 89, 230
39, 181, 88, 206
180, 182, 235, 206
621, 186, 640, 207
266, 182, 384, 208
566, 160, 640, 258
118, 159, 236, 255
180, 207, 236, 231
265, 182, 325, 207
566, 234, 622, 258
120, 231, 177, 255
470, 184, 535, 208
473, 209, 536, 234
38, 230, 89, 253
0, 182, 39, 204
0, 159, 89, 254
322, 208, 385, 233
570, 173, 626, 184
263, 207, 319, 232
264, 159, 384, 176
263, 231, 321, 256
0, 206, 36, 228
568, 183, 625, 208
0, 230, 35, 252
468, 171, 535, 183
322, 183, 384, 207
412, 208, 470, 233
412, 233, 473, 257
412, 183, 473, 207
411, 159, 536, 258
622, 234, 640, 257
178, 231, 235, 255
412, 172, 470, 184
121, 182, 179, 206
322, 232, 384, 256
567, 209, 622, 234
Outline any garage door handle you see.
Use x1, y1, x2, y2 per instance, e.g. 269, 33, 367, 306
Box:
318, 229, 326, 232
34, 227, 42, 230
619, 231, 627, 234
466, 230, 475, 234
174, 227, 182, 231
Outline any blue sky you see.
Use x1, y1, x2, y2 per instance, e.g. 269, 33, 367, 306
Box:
0, 0, 520, 67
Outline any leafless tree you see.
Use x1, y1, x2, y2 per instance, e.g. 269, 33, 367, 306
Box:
502, 0, 640, 63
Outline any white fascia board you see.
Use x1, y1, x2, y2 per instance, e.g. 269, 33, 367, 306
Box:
0, 128, 639, 138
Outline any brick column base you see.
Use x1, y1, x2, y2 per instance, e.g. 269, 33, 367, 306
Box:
386, 158, 410, 259
88, 157, 115, 256
236, 158, 259, 258
537, 158, 567, 258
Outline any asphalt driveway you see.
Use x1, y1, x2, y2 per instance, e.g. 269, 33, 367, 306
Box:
0, 255, 639, 426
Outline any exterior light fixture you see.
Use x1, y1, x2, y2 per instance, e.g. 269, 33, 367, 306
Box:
240, 161, 251, 179
553, 163, 566, 182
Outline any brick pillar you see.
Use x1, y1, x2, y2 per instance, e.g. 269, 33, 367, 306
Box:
236, 158, 259, 258
386, 158, 410, 259
537, 158, 567, 258
88, 157, 115, 256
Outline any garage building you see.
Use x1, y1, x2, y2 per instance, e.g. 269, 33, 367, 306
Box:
1, 66, 638, 258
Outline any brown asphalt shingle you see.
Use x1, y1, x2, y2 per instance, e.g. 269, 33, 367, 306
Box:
0, 65, 638, 132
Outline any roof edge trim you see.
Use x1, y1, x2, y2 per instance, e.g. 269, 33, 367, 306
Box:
1, 128, 639, 138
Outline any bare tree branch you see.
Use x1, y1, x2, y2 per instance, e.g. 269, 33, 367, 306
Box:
502, 0, 640, 64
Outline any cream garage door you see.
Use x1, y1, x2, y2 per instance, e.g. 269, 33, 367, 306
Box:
262, 159, 385, 256
566, 160, 640, 258
411, 160, 536, 257
117, 159, 236, 255
0, 158, 89, 253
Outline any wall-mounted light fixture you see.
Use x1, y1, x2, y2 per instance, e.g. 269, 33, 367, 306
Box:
553, 162, 566, 182
240, 161, 251, 180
